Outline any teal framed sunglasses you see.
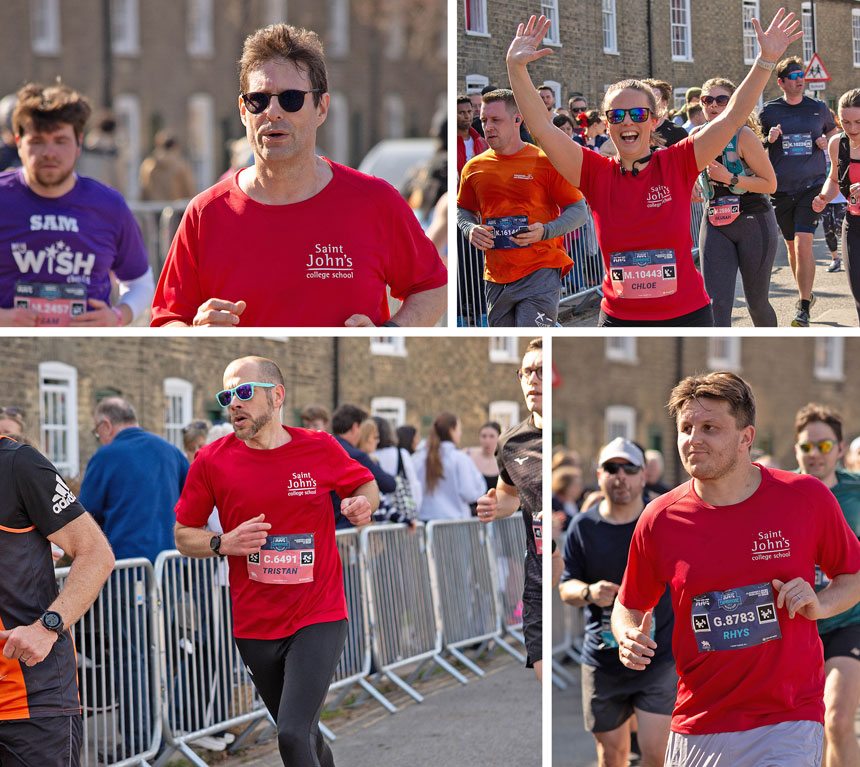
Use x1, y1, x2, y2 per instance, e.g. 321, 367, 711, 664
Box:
216, 382, 275, 407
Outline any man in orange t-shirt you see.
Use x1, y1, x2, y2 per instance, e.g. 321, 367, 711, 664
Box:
457, 88, 586, 327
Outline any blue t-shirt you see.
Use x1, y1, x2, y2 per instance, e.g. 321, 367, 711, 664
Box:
0, 168, 149, 310
563, 504, 674, 674
759, 96, 836, 194
79, 427, 188, 562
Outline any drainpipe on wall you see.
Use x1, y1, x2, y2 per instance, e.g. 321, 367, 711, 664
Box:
101, 0, 112, 107
646, 0, 654, 78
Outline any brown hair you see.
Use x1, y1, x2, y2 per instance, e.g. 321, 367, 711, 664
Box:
602, 80, 658, 114
701, 77, 762, 138
12, 82, 91, 141
642, 78, 672, 105
667, 371, 756, 429
482, 88, 519, 114
794, 403, 843, 442
839, 89, 860, 112
358, 419, 379, 453
424, 413, 458, 493
301, 404, 330, 428
552, 466, 583, 495
584, 109, 603, 127
552, 113, 575, 131
239, 24, 327, 105
777, 56, 804, 80
526, 337, 542, 353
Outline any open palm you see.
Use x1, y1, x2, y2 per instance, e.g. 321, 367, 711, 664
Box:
753, 8, 803, 62
506, 15, 553, 66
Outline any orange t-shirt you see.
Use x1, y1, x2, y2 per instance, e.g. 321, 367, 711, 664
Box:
457, 144, 583, 284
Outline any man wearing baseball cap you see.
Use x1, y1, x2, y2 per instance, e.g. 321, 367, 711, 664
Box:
560, 438, 676, 767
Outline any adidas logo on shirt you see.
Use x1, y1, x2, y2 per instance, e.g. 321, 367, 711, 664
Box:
52, 474, 76, 514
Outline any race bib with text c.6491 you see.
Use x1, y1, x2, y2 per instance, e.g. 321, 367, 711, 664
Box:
247, 533, 314, 584
690, 582, 781, 652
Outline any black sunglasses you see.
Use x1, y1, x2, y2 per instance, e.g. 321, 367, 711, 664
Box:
602, 461, 641, 475
241, 89, 321, 114
701, 95, 730, 107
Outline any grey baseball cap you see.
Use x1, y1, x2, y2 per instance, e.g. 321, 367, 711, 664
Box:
598, 437, 645, 469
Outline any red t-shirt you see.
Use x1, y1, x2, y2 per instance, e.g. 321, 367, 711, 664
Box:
578, 138, 711, 321
174, 427, 374, 639
150, 160, 447, 327
618, 466, 860, 734
457, 144, 583, 283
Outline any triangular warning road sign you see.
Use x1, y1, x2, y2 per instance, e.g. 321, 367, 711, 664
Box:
804, 53, 830, 82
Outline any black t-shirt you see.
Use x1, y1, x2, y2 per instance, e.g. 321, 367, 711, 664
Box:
562, 504, 674, 675
760, 96, 836, 193
497, 417, 541, 594
655, 120, 688, 147
0, 437, 85, 718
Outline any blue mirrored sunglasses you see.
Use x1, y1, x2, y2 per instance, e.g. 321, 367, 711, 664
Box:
216, 382, 275, 407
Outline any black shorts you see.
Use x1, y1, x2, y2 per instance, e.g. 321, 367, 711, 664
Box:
0, 715, 82, 767
821, 623, 860, 662
522, 589, 542, 668
598, 303, 714, 327
581, 662, 678, 733
772, 187, 821, 240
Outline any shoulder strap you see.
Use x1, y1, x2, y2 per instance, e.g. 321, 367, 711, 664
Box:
838, 133, 852, 200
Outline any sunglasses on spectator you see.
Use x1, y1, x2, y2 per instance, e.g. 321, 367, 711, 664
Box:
781, 71, 804, 81
241, 89, 321, 114
0, 407, 24, 418
570, 107, 586, 113
797, 440, 836, 454
602, 461, 642, 475
701, 95, 730, 106
516, 367, 543, 381
605, 108, 651, 124
216, 383, 275, 407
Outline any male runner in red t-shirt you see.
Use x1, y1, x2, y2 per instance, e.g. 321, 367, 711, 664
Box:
173, 356, 377, 767
151, 24, 446, 328
612, 372, 860, 766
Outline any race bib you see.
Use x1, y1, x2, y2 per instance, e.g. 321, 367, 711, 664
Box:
14, 281, 86, 326
814, 566, 830, 590
599, 604, 655, 650
848, 194, 860, 217
707, 195, 741, 227
247, 533, 314, 585
782, 133, 813, 156
690, 582, 781, 652
486, 215, 528, 249
609, 250, 677, 299
532, 518, 542, 556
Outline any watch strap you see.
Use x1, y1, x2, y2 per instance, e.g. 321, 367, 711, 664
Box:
39, 610, 64, 634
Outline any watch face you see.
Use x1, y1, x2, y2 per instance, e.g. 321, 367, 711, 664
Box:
43, 611, 62, 630
210, 535, 220, 552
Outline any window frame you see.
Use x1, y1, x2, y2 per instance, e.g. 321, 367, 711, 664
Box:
670, 0, 693, 62
39, 361, 79, 478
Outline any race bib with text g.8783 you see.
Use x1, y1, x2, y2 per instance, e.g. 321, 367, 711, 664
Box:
247, 533, 314, 585
690, 582, 781, 652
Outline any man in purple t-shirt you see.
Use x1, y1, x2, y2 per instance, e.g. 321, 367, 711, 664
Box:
0, 83, 153, 327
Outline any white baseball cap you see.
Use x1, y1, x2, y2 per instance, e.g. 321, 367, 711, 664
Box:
598, 437, 645, 469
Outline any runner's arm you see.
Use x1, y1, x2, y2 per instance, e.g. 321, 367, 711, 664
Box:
774, 571, 860, 620
476, 478, 520, 523
115, 266, 156, 323
693, 9, 802, 170
175, 513, 271, 558
551, 544, 564, 589
539, 199, 588, 240
812, 136, 842, 211
506, 16, 584, 187
387, 284, 446, 327
341, 480, 379, 527
730, 126, 778, 194
611, 601, 656, 671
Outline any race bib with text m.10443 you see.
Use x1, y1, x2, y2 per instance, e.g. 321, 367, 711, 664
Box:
691, 582, 781, 652
609, 249, 677, 299
247, 533, 314, 585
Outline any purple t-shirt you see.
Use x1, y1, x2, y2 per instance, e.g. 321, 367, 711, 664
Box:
0, 169, 149, 310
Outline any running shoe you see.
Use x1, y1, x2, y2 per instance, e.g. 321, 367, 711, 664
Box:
794, 292, 816, 314
791, 308, 810, 327
827, 258, 842, 272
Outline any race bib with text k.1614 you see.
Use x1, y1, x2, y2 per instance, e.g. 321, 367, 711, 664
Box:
690, 582, 781, 652
486, 215, 529, 250
247, 533, 314, 585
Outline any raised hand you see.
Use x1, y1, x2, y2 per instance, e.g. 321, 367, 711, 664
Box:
506, 15, 553, 67
753, 8, 803, 63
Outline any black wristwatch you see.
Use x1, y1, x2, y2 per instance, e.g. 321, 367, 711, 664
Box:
209, 535, 224, 557
39, 610, 64, 634
580, 584, 591, 603
730, 174, 740, 187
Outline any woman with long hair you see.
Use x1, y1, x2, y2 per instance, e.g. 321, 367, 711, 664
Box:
370, 416, 423, 517
505, 10, 801, 326
694, 77, 779, 326
814, 89, 860, 323
413, 413, 486, 521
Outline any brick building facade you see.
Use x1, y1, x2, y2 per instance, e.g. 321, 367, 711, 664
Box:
1, 335, 526, 479
1, 0, 445, 196
553, 336, 860, 486
459, 0, 856, 116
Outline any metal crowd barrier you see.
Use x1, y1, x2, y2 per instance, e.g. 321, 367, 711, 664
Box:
154, 552, 269, 767
127, 200, 189, 279
425, 519, 524, 676
56, 517, 538, 766
359, 522, 469, 703
59, 559, 160, 767
456, 203, 708, 326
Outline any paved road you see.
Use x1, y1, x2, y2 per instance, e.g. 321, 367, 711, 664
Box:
561, 220, 857, 328
195, 651, 540, 767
